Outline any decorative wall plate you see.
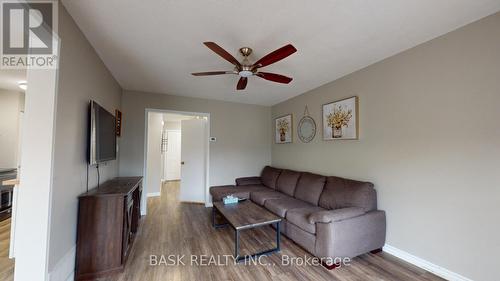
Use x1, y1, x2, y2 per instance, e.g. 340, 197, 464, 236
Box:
298, 116, 316, 143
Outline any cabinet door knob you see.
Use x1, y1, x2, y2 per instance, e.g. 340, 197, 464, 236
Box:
181, 161, 185, 165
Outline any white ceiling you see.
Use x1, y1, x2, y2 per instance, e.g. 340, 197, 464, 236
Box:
0, 69, 26, 92
62, 0, 500, 106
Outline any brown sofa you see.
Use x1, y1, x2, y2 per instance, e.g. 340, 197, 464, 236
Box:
210, 166, 386, 266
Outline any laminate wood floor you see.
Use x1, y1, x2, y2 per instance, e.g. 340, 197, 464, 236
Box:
0, 218, 14, 281
101, 181, 444, 281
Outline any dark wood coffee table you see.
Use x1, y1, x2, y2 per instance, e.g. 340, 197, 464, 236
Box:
212, 200, 282, 262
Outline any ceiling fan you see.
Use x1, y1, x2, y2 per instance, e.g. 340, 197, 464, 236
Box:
192, 42, 297, 90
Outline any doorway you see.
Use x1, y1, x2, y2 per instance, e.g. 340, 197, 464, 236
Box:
0, 69, 27, 278
143, 110, 210, 215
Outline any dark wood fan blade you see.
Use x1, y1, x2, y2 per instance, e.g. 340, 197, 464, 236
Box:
252, 44, 297, 69
192, 71, 234, 76
256, 72, 293, 84
237, 77, 248, 90
203, 42, 242, 69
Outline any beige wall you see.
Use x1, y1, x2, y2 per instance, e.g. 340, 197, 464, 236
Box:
119, 90, 271, 189
271, 13, 500, 281
48, 4, 122, 273
0, 89, 24, 168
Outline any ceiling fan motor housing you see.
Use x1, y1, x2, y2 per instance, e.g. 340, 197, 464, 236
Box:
239, 47, 253, 57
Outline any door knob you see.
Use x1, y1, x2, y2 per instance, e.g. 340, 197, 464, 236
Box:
181, 161, 185, 165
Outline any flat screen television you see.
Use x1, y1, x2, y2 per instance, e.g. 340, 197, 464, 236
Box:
88, 100, 117, 165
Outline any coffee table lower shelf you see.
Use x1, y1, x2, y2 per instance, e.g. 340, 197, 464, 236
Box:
212, 203, 281, 262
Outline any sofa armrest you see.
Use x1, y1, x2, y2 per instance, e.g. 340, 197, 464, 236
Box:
308, 207, 366, 224
314, 210, 386, 259
235, 176, 262, 186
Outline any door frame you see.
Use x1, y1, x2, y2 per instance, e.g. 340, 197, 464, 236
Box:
142, 109, 211, 215
14, 42, 61, 280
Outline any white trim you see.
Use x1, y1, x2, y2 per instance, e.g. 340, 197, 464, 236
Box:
9, 185, 19, 258
48, 246, 75, 281
141, 110, 149, 216
142, 109, 210, 216
10, 111, 24, 258
147, 192, 161, 197
383, 244, 473, 281
14, 35, 61, 281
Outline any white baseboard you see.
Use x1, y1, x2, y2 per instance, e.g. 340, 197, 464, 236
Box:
147, 192, 161, 197
383, 244, 472, 281
48, 245, 75, 281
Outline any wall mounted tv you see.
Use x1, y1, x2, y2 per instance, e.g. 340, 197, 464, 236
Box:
88, 100, 117, 165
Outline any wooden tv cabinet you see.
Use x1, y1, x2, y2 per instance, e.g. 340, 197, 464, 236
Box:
76, 177, 143, 280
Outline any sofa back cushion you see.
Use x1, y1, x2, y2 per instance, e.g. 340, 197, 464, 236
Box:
319, 176, 377, 211
261, 166, 282, 189
293, 172, 326, 205
276, 169, 301, 196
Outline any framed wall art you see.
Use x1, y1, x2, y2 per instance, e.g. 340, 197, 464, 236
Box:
322, 96, 358, 140
115, 109, 122, 137
275, 114, 293, 144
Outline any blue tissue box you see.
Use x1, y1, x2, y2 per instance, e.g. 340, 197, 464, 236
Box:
223, 195, 239, 205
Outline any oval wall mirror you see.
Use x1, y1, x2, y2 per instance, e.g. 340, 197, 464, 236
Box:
298, 116, 316, 143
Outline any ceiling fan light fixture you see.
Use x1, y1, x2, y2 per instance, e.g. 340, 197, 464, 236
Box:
238, 70, 253, 77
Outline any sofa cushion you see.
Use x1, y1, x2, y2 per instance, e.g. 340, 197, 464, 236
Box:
264, 197, 313, 218
209, 184, 268, 201
276, 170, 301, 196
307, 207, 366, 224
286, 206, 324, 234
235, 176, 262, 186
261, 166, 282, 189
293, 172, 326, 205
319, 176, 377, 211
250, 190, 291, 206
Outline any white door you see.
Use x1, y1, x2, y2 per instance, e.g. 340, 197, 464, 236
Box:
179, 118, 206, 203
165, 131, 181, 181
